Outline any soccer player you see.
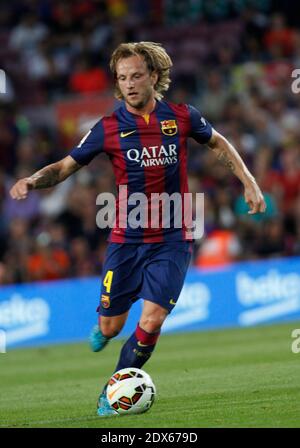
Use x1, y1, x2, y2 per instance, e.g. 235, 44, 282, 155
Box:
10, 42, 266, 417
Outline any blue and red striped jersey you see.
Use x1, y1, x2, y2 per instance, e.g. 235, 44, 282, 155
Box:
70, 100, 212, 243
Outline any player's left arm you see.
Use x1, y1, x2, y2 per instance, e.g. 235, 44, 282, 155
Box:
207, 129, 266, 214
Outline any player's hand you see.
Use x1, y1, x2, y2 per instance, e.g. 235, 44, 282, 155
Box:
244, 181, 266, 214
9, 177, 34, 200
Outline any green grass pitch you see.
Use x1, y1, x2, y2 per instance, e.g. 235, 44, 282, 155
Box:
0, 321, 300, 428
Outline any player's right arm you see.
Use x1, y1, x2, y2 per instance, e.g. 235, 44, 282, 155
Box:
10, 118, 105, 201
9, 155, 82, 200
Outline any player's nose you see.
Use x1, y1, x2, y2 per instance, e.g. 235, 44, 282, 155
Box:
126, 79, 135, 89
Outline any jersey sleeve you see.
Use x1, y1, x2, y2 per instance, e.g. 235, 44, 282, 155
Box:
187, 104, 213, 144
69, 119, 105, 166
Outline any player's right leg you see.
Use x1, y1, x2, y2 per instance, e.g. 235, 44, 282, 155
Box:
89, 325, 109, 353
91, 313, 129, 417
89, 312, 128, 352
89, 243, 143, 416
89, 243, 140, 352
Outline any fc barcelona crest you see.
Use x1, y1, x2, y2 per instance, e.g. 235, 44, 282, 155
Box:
160, 120, 178, 136
101, 294, 110, 309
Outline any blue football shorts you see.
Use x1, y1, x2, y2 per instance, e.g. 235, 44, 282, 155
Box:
97, 241, 193, 316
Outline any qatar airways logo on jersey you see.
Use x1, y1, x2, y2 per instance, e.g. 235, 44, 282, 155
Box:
127, 144, 177, 167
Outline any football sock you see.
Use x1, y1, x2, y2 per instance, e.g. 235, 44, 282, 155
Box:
114, 323, 160, 372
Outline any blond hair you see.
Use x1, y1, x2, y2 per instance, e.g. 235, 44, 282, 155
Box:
110, 42, 173, 101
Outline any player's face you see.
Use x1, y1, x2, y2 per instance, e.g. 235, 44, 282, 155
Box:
116, 55, 158, 110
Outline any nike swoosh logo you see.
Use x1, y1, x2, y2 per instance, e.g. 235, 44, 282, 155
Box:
120, 130, 136, 138
169, 299, 176, 306
107, 385, 123, 401
137, 341, 149, 347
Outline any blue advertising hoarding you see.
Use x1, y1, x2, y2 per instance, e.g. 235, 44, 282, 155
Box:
0, 256, 300, 349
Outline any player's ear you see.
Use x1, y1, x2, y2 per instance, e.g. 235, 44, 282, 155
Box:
151, 71, 158, 87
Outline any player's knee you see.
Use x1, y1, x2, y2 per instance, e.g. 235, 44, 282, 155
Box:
139, 314, 165, 334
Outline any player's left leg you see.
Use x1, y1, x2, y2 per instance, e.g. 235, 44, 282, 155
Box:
97, 242, 192, 416
113, 300, 168, 372
108, 241, 193, 375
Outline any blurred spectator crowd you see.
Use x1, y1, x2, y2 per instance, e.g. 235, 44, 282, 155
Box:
0, 0, 300, 284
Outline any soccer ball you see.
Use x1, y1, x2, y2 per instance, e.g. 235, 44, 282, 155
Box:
106, 367, 156, 415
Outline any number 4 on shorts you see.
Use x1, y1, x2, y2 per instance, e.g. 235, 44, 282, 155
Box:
103, 270, 114, 293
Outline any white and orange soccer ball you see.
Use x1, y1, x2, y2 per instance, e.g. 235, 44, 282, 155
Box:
106, 367, 156, 415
